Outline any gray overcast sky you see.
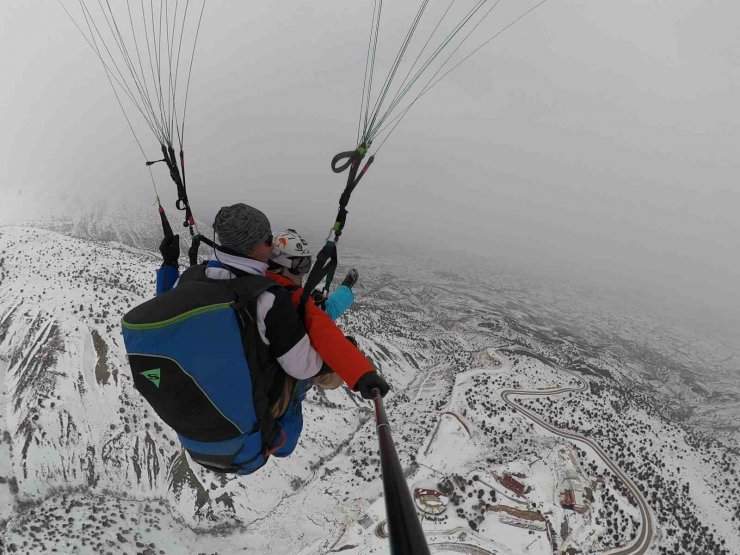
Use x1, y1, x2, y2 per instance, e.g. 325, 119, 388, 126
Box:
2, 0, 739, 329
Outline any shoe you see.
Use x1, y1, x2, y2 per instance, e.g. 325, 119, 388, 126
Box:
341, 268, 359, 289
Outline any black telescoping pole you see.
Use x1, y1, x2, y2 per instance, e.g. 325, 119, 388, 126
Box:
372, 389, 431, 555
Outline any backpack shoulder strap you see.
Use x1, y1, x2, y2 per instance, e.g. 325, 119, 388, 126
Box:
227, 274, 285, 457
178, 262, 208, 283
228, 274, 277, 305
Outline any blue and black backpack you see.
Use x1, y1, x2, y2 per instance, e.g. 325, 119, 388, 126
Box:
121, 265, 293, 475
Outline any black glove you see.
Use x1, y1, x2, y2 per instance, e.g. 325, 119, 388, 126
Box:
311, 289, 326, 307
353, 371, 390, 400
159, 234, 180, 267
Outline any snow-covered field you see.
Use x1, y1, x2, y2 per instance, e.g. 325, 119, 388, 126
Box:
1, 222, 739, 554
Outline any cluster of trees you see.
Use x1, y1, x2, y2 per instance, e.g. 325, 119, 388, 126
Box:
440, 474, 495, 532
592, 481, 639, 547
4, 494, 166, 554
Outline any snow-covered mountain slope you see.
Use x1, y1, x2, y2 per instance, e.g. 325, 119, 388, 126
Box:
0, 225, 738, 554
0, 185, 212, 255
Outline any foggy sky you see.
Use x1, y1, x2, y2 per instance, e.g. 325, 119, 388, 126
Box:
2, 0, 739, 330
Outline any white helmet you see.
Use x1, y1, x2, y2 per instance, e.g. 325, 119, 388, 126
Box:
271, 229, 312, 274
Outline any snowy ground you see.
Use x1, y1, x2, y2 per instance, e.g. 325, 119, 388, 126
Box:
1, 224, 739, 554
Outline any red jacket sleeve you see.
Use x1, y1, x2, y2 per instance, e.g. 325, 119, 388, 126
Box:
292, 289, 374, 389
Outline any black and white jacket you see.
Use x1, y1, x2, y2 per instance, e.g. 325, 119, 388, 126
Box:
196, 251, 324, 380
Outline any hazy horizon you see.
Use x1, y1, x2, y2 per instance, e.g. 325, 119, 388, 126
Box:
2, 0, 739, 335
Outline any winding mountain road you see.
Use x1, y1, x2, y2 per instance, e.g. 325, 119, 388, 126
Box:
497, 350, 655, 555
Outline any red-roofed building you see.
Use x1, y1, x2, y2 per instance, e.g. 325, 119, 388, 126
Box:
413, 488, 449, 517
560, 489, 576, 509
500, 474, 526, 496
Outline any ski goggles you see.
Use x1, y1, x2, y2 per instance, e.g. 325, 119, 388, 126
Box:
272, 254, 312, 274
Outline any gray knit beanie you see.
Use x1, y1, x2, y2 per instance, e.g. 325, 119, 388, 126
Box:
213, 203, 272, 255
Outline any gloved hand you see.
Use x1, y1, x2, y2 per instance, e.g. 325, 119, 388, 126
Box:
311, 289, 327, 307
159, 234, 180, 267
341, 268, 359, 289
353, 371, 390, 400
